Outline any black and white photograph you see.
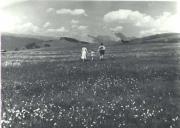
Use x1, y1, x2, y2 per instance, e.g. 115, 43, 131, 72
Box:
1, 0, 180, 128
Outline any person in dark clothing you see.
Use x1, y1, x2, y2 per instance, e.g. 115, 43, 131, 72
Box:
98, 43, 106, 60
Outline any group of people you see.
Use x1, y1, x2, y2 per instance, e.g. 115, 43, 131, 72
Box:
81, 43, 106, 62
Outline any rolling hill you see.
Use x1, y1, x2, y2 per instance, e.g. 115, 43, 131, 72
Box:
1, 33, 44, 51
1, 32, 180, 51
1, 33, 90, 51
131, 33, 180, 44
88, 35, 118, 44
60, 37, 89, 44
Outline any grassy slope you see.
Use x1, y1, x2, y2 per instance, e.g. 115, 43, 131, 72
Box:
1, 34, 89, 51
1, 35, 44, 51
1, 42, 180, 128
131, 33, 180, 44
2, 32, 180, 51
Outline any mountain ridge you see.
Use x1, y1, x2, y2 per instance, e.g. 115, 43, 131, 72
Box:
1, 32, 180, 51
131, 33, 180, 44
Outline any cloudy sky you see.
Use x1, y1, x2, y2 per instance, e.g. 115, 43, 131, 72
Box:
0, 0, 179, 41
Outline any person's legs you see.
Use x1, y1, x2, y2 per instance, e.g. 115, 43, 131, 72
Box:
102, 50, 105, 60
99, 50, 105, 60
85, 55, 87, 61
100, 55, 103, 60
82, 56, 85, 62
99, 51, 102, 60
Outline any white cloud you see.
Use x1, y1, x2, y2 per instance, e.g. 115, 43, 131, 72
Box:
71, 24, 78, 28
154, 12, 179, 32
69, 25, 89, 41
139, 29, 156, 36
56, 9, 87, 16
104, 9, 180, 36
71, 24, 88, 30
0, 11, 25, 32
104, 9, 154, 28
78, 25, 88, 30
0, 11, 39, 34
110, 26, 123, 32
16, 22, 40, 33
46, 8, 55, 13
71, 19, 79, 24
43, 22, 51, 28
47, 27, 68, 33
0, 0, 27, 8
140, 12, 180, 36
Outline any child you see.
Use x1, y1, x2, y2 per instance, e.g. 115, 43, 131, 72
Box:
90, 51, 95, 61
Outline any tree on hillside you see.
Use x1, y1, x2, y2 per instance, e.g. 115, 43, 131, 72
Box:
121, 40, 129, 44
25, 42, 40, 49
15, 48, 19, 51
115, 32, 130, 44
44, 44, 51, 47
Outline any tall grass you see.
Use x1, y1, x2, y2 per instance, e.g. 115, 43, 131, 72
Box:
1, 52, 180, 128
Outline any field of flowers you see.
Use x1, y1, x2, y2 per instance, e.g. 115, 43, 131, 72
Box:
1, 42, 180, 128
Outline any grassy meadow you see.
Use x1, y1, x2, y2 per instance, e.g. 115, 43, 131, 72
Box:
1, 42, 180, 128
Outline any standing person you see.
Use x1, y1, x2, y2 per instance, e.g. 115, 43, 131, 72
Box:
81, 47, 88, 62
90, 50, 95, 61
98, 43, 106, 60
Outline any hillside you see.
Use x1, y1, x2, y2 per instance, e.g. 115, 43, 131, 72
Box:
131, 33, 180, 44
1, 32, 180, 51
1, 33, 44, 51
1, 33, 90, 51
60, 37, 89, 44
88, 35, 118, 44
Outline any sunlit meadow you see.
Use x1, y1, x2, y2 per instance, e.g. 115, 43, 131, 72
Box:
1, 42, 180, 128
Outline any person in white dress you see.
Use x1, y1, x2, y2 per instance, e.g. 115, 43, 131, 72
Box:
81, 47, 88, 62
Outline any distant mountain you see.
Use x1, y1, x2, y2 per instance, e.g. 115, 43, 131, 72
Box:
88, 35, 118, 44
1, 33, 44, 51
60, 37, 89, 44
131, 33, 180, 44
2, 32, 57, 41
88, 32, 180, 45
1, 33, 90, 51
114, 33, 127, 40
114, 32, 136, 43
2, 32, 179, 51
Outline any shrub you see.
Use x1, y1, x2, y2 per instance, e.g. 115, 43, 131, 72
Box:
25, 42, 40, 49
44, 44, 51, 47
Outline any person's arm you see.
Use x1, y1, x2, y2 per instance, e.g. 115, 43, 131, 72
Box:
97, 46, 100, 52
